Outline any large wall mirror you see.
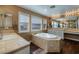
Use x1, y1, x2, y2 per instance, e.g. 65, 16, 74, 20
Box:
51, 16, 79, 29
65, 16, 78, 28
52, 18, 64, 28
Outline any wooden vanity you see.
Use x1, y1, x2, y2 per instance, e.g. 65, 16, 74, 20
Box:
64, 29, 79, 42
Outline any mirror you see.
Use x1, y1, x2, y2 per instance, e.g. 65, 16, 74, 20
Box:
52, 18, 65, 28
52, 15, 79, 29
65, 16, 78, 28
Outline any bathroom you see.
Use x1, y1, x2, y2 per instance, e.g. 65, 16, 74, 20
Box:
0, 5, 79, 54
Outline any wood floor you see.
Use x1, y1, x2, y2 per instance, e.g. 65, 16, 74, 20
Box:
62, 39, 79, 54
30, 43, 40, 54
30, 39, 79, 54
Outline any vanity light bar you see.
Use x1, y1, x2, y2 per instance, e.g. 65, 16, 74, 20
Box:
52, 8, 79, 18
65, 8, 79, 16
51, 8, 79, 19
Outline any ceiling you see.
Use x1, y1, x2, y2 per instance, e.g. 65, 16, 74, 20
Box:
18, 5, 79, 17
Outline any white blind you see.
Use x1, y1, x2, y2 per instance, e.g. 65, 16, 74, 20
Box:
43, 18, 47, 30
18, 12, 29, 33
31, 15, 42, 31
43, 19, 47, 24
4, 16, 12, 27
19, 13, 29, 22
31, 15, 42, 24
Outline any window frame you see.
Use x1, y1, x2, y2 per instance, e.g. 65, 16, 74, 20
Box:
18, 12, 30, 33
42, 18, 47, 30
31, 15, 42, 32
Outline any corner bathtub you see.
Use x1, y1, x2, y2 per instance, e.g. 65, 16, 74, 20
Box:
32, 33, 61, 53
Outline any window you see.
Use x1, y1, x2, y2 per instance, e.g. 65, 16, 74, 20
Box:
60, 23, 63, 28
0, 14, 3, 27
52, 21, 54, 28
4, 15, 12, 29
18, 12, 29, 33
42, 18, 47, 30
53, 22, 58, 28
31, 15, 42, 31
0, 13, 12, 29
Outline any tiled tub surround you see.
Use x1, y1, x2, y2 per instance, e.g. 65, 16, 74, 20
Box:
32, 33, 61, 53
0, 33, 30, 54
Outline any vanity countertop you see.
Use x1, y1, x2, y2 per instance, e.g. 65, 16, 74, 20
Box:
64, 28, 79, 35
0, 33, 30, 54
64, 32, 79, 35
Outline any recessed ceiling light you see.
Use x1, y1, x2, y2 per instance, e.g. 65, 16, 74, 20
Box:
49, 5, 55, 8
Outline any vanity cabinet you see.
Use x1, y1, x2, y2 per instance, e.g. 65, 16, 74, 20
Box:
64, 33, 79, 42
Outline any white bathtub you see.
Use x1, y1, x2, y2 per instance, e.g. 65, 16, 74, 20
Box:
34, 33, 61, 40
32, 33, 61, 53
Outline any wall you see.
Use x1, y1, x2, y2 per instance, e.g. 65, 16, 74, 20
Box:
0, 5, 49, 41
0, 5, 48, 31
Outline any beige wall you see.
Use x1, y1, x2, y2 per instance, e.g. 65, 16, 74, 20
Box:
0, 5, 48, 32
0, 5, 49, 41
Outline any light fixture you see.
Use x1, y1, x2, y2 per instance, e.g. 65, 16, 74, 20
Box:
48, 5, 55, 8
52, 8, 79, 19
